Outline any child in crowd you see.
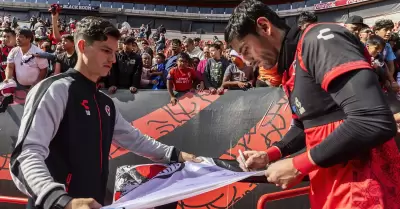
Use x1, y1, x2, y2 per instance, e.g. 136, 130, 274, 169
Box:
222, 50, 254, 90
150, 53, 167, 89
140, 53, 158, 89
167, 53, 199, 105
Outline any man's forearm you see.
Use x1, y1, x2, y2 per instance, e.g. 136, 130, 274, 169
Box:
387, 62, 395, 82
268, 119, 306, 162
5, 65, 14, 79
167, 80, 175, 97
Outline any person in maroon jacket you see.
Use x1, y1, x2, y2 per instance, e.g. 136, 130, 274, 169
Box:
225, 0, 400, 208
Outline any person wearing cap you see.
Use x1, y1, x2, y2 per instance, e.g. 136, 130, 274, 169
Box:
344, 15, 369, 37
4, 28, 48, 88
222, 50, 254, 90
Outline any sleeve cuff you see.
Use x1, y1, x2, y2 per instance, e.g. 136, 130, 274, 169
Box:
266, 146, 282, 162
169, 147, 181, 163
41, 187, 67, 209
292, 152, 318, 175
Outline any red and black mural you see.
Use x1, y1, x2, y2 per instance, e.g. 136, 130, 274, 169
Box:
0, 87, 310, 209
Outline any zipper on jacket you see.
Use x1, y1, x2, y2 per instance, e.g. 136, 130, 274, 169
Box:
65, 173, 72, 192
93, 94, 103, 171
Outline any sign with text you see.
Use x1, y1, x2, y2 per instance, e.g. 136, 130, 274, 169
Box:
60, 4, 99, 11
314, 0, 369, 10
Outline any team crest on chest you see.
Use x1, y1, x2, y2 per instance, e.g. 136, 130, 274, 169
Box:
105, 105, 111, 116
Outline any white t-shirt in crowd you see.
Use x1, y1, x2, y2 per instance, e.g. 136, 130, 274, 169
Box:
7, 44, 48, 86
187, 47, 205, 60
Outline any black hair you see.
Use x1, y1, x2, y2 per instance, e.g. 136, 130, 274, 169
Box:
367, 35, 386, 49
184, 38, 194, 45
156, 53, 166, 60
192, 57, 200, 62
74, 16, 120, 46
374, 19, 394, 31
210, 43, 222, 51
16, 28, 34, 43
298, 12, 318, 27
177, 52, 190, 61
171, 39, 181, 46
61, 34, 74, 42
194, 37, 201, 42
123, 36, 136, 45
225, 0, 288, 44
3, 28, 16, 36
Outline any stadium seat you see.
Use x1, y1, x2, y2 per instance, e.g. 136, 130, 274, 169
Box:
278, 3, 291, 10
47, 0, 58, 4
145, 4, 155, 11
14, 0, 25, 3
123, 3, 133, 9
69, 0, 79, 5
155, 5, 165, 11
225, 8, 233, 14
269, 5, 278, 10
37, 0, 47, 3
90, 0, 100, 6
80, 0, 90, 5
166, 6, 176, 12
100, 1, 112, 8
112, 2, 122, 8
305, 0, 320, 7
292, 1, 306, 9
213, 8, 225, 14
187, 7, 199, 13
134, 3, 145, 10
200, 7, 211, 14
177, 6, 186, 12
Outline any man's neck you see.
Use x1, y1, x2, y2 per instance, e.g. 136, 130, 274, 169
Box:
66, 48, 75, 56
20, 44, 31, 54
75, 61, 99, 83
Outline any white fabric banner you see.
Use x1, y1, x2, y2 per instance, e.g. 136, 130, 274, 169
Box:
102, 157, 263, 209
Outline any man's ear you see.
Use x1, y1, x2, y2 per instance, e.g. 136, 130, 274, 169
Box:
256, 17, 272, 36
76, 39, 86, 53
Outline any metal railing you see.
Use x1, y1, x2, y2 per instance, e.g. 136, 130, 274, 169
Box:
257, 186, 310, 209
0, 195, 28, 205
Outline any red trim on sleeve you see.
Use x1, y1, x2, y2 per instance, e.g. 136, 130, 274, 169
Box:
266, 146, 282, 162
293, 152, 318, 175
321, 60, 372, 91
296, 23, 318, 73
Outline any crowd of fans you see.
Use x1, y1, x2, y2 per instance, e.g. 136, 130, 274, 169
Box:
0, 10, 400, 104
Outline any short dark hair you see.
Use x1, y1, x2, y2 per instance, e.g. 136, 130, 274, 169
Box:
225, 0, 288, 44
74, 16, 120, 46
367, 35, 386, 48
61, 34, 74, 42
194, 37, 201, 42
210, 43, 221, 51
184, 38, 194, 45
16, 28, 34, 43
298, 12, 318, 27
171, 39, 181, 46
3, 28, 16, 36
177, 52, 190, 61
374, 19, 394, 31
123, 36, 136, 45
156, 53, 166, 60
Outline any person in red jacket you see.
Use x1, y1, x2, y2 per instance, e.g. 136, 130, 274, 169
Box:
225, 0, 400, 208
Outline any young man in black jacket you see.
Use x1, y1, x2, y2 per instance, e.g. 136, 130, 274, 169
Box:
108, 37, 142, 94
10, 16, 201, 209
